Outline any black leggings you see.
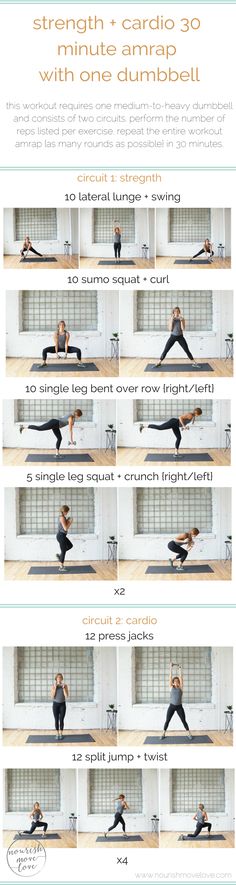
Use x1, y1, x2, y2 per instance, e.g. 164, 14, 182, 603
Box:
148, 419, 181, 450
28, 418, 62, 451
114, 242, 121, 258
53, 701, 66, 731
21, 246, 43, 257
108, 812, 126, 832
24, 821, 48, 834
168, 540, 188, 563
160, 334, 193, 362
56, 531, 73, 564
192, 248, 214, 259
42, 345, 81, 362
192, 821, 212, 837
164, 703, 189, 732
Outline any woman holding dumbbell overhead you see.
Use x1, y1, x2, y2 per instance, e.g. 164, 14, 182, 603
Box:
161, 662, 193, 740
19, 409, 83, 456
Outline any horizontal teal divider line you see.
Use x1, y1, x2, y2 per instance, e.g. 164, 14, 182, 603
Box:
0, 604, 235, 609
1, 167, 236, 172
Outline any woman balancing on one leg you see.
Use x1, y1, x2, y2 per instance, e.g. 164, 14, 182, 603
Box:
113, 223, 122, 263
168, 528, 200, 572
18, 803, 48, 837
139, 408, 202, 456
19, 408, 82, 457
20, 235, 43, 259
42, 320, 83, 366
161, 662, 193, 741
51, 672, 69, 740
154, 307, 200, 369
56, 505, 73, 572
189, 804, 212, 838
104, 794, 129, 838
190, 238, 214, 263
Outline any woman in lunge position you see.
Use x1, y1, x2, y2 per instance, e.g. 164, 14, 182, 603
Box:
51, 672, 69, 740
20, 235, 43, 259
168, 528, 200, 571
189, 803, 212, 838
154, 307, 200, 368
161, 662, 193, 740
19, 408, 82, 456
18, 803, 48, 837
56, 505, 74, 572
104, 794, 129, 838
139, 407, 202, 455
190, 238, 214, 263
41, 320, 83, 366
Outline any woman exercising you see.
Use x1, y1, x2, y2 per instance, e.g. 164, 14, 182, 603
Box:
189, 804, 212, 837
42, 320, 82, 366
139, 408, 202, 454
161, 662, 193, 740
154, 307, 199, 368
56, 505, 74, 571
113, 224, 122, 263
19, 408, 82, 456
20, 236, 43, 259
104, 794, 129, 838
19, 803, 48, 837
190, 238, 214, 263
51, 672, 69, 739
168, 528, 200, 571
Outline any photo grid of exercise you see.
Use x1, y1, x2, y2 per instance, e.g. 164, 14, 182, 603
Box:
0, 167, 234, 884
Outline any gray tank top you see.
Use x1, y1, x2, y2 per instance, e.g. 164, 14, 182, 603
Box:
172, 318, 182, 336
54, 684, 65, 703
197, 809, 205, 823
170, 685, 183, 705
59, 413, 72, 428
114, 232, 121, 243
115, 800, 124, 813
58, 332, 66, 350
33, 811, 41, 822
58, 517, 67, 534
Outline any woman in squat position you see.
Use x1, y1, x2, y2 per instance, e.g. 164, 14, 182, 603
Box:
56, 505, 74, 572
105, 794, 129, 838
139, 407, 202, 455
161, 662, 193, 740
20, 235, 43, 259
189, 803, 212, 838
19, 802, 48, 837
42, 320, 82, 366
154, 307, 200, 368
51, 672, 69, 740
168, 528, 200, 571
190, 238, 214, 263
19, 408, 82, 456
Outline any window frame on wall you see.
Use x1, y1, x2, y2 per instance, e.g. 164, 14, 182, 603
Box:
14, 209, 58, 242
135, 488, 213, 535
93, 208, 135, 244
89, 769, 143, 814
171, 768, 225, 814
17, 487, 96, 537
20, 290, 99, 333
6, 769, 61, 812
135, 290, 213, 333
16, 646, 95, 703
133, 647, 212, 704
169, 208, 211, 244
15, 399, 94, 423
134, 400, 213, 423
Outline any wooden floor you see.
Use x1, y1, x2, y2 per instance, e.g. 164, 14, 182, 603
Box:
6, 357, 119, 377
3, 830, 77, 848
77, 832, 158, 848
118, 730, 233, 747
3, 448, 116, 467
5, 560, 118, 581
155, 256, 231, 269
3, 729, 117, 746
80, 257, 154, 269
160, 831, 234, 849
117, 448, 230, 467
119, 560, 231, 581
119, 358, 233, 377
4, 255, 79, 270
